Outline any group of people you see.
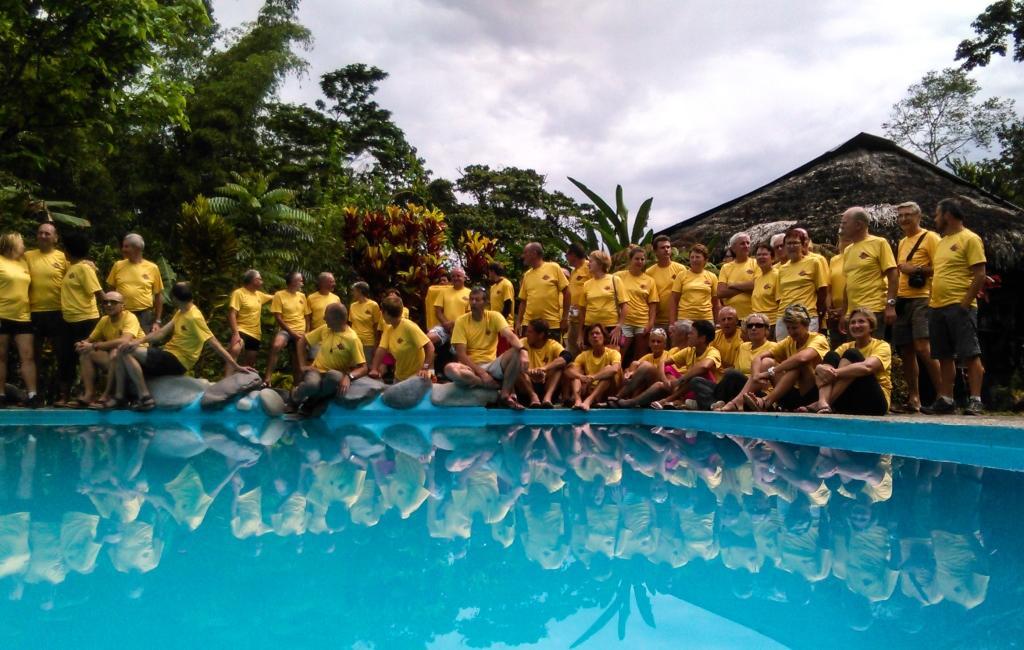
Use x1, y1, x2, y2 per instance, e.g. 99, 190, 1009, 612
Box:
0, 196, 987, 416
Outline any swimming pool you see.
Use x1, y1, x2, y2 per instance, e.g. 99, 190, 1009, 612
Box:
0, 417, 1019, 649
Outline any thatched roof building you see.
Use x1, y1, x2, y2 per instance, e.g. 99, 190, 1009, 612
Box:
660, 132, 1024, 271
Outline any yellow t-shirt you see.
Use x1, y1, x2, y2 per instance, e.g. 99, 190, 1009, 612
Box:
0, 256, 32, 322
306, 291, 341, 330
712, 330, 742, 369
582, 274, 626, 327
930, 228, 986, 308
451, 310, 508, 365
646, 261, 687, 325
673, 268, 718, 321
378, 306, 409, 331
519, 261, 569, 328
424, 285, 446, 330
228, 288, 272, 340
896, 229, 941, 298
379, 318, 430, 381
349, 299, 382, 347
60, 261, 103, 322
808, 251, 831, 284
615, 270, 659, 327
306, 325, 365, 373
89, 311, 145, 343
521, 337, 565, 370
842, 235, 896, 314
568, 263, 591, 308
718, 258, 759, 318
270, 290, 309, 334
434, 286, 471, 324
669, 345, 723, 380
574, 347, 622, 375
24, 249, 67, 312
751, 266, 780, 320
489, 277, 516, 324
105, 259, 164, 312
830, 254, 846, 314
836, 337, 893, 406
775, 256, 828, 317
771, 332, 830, 364
637, 350, 668, 367
163, 305, 215, 371
735, 340, 773, 376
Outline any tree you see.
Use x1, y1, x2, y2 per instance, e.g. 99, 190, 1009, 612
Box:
567, 178, 654, 254
883, 68, 1016, 167
956, 0, 1024, 70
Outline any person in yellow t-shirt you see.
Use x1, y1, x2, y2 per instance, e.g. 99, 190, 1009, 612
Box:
58, 231, 105, 404
306, 272, 341, 330
515, 242, 569, 336
294, 303, 368, 409
652, 319, 721, 410
805, 307, 891, 416
106, 233, 164, 333
487, 262, 516, 325
565, 323, 622, 411
839, 207, 898, 337
578, 250, 627, 350
671, 244, 720, 323
892, 201, 942, 413
565, 242, 591, 357
712, 307, 742, 370
515, 319, 572, 407
750, 242, 780, 330
106, 282, 248, 411
76, 292, 144, 406
609, 326, 673, 407
369, 295, 434, 383
349, 281, 382, 361
923, 198, 988, 416
0, 232, 39, 406
428, 268, 470, 348
615, 246, 659, 366
227, 269, 273, 373
445, 287, 525, 408
717, 232, 759, 319
25, 223, 67, 395
647, 235, 687, 328
826, 235, 852, 348
774, 228, 829, 339
714, 312, 775, 411
266, 271, 310, 386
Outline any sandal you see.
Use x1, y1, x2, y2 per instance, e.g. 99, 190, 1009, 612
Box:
503, 395, 525, 411
69, 397, 92, 409
743, 393, 767, 412
132, 395, 157, 412
90, 397, 126, 411
540, 400, 554, 409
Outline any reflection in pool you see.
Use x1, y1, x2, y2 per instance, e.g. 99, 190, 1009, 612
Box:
0, 421, 1016, 648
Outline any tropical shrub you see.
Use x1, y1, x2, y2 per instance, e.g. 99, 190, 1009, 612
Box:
567, 178, 654, 254
458, 229, 498, 284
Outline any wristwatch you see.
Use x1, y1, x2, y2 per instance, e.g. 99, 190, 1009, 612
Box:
886, 298, 897, 307
347, 373, 355, 381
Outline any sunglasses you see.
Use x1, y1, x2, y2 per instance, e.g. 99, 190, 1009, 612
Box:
746, 322, 767, 329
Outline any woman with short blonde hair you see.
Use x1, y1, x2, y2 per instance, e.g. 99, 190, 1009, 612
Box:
0, 232, 39, 406
577, 250, 626, 350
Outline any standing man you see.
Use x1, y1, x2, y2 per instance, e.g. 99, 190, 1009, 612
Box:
893, 202, 942, 413
487, 262, 516, 325
427, 267, 470, 351
717, 232, 758, 319
922, 198, 987, 416
647, 235, 686, 330
840, 207, 898, 338
565, 242, 590, 357
515, 242, 569, 340
24, 222, 67, 403
307, 272, 341, 330
227, 270, 272, 375
106, 233, 164, 333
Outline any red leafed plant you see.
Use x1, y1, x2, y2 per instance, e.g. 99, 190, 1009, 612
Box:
459, 229, 498, 284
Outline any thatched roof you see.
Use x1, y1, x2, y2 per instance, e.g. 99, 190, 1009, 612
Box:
661, 132, 1024, 271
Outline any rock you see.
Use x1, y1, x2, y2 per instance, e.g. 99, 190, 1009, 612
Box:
149, 376, 209, 409
201, 371, 263, 409
236, 397, 254, 411
381, 377, 432, 410
429, 382, 497, 407
258, 388, 286, 417
3, 383, 27, 403
335, 377, 386, 408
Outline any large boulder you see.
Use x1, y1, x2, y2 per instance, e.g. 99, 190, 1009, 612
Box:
335, 377, 386, 408
3, 383, 26, 403
381, 377, 432, 410
201, 371, 263, 409
429, 382, 497, 407
149, 376, 209, 409
257, 388, 287, 417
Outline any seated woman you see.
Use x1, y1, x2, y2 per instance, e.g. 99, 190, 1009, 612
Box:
713, 312, 774, 410
801, 307, 892, 415
608, 327, 670, 407
564, 324, 622, 411
739, 304, 830, 412
515, 319, 572, 408
651, 319, 721, 410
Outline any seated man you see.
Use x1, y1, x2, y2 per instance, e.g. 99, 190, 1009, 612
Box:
609, 327, 671, 407
294, 303, 368, 411
368, 295, 434, 382
743, 304, 831, 412
651, 319, 721, 410
76, 292, 145, 407
443, 286, 526, 409
105, 282, 248, 410
515, 319, 572, 408
711, 306, 742, 371
565, 324, 622, 411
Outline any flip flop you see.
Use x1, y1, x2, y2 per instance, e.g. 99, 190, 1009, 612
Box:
132, 395, 157, 412
649, 401, 664, 410
743, 393, 765, 412
504, 395, 525, 411
540, 401, 555, 409
90, 398, 125, 411
527, 401, 542, 409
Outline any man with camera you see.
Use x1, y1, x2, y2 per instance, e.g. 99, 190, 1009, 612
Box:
893, 201, 941, 413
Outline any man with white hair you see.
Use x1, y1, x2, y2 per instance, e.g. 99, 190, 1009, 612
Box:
75, 291, 144, 406
106, 233, 164, 333
839, 206, 897, 338
717, 232, 758, 318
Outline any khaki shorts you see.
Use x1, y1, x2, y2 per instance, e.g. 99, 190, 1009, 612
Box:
893, 297, 930, 346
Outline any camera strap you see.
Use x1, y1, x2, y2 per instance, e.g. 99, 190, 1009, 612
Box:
906, 232, 927, 262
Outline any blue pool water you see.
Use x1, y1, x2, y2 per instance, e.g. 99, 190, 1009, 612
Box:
0, 417, 1020, 649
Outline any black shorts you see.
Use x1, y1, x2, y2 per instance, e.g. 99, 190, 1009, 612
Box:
241, 333, 261, 351
141, 348, 186, 377
929, 304, 981, 361
0, 318, 33, 336
31, 310, 64, 339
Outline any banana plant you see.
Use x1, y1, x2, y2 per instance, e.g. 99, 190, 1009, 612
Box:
567, 178, 653, 254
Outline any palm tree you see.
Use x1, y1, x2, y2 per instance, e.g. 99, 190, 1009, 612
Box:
567, 178, 654, 254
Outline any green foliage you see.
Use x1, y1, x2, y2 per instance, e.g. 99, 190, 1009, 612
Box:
567, 178, 654, 253
882, 68, 1016, 166
956, 0, 1024, 70
176, 195, 239, 311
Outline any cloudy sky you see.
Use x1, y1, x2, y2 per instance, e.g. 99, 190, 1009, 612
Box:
213, 0, 1023, 231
